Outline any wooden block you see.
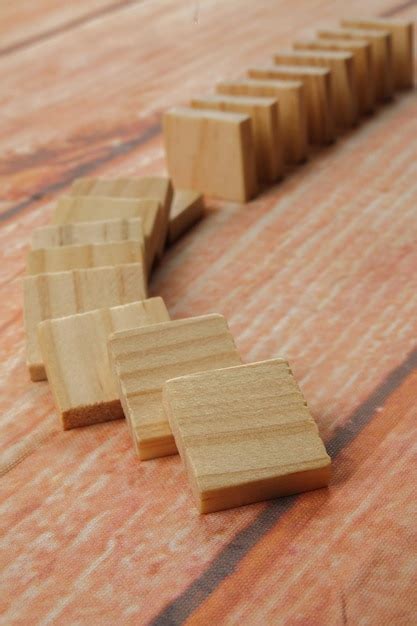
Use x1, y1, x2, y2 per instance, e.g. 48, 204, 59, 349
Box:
191, 94, 284, 182
217, 79, 307, 164
294, 38, 375, 114
163, 107, 258, 203
168, 189, 204, 244
26, 240, 143, 275
38, 298, 170, 429
163, 358, 331, 513
108, 314, 242, 460
273, 50, 358, 129
341, 18, 413, 89
248, 65, 334, 145
24, 263, 147, 381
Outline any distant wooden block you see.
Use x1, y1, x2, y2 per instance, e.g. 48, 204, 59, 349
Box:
109, 314, 241, 460
217, 79, 307, 164
341, 18, 413, 89
163, 107, 258, 203
163, 358, 331, 513
168, 190, 204, 244
248, 65, 334, 145
191, 95, 284, 182
38, 298, 170, 429
24, 264, 147, 381
273, 50, 358, 129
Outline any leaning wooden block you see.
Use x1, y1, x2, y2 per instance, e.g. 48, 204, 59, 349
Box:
108, 314, 241, 460
163, 358, 331, 513
24, 263, 147, 381
163, 107, 258, 203
217, 78, 307, 164
168, 190, 204, 244
191, 95, 284, 183
38, 298, 170, 429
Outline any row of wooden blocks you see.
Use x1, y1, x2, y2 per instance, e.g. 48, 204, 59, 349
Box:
163, 17, 414, 202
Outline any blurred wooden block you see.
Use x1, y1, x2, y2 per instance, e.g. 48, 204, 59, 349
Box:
217, 78, 307, 164
191, 94, 284, 182
248, 65, 334, 144
168, 190, 204, 244
163, 107, 258, 203
24, 264, 147, 381
341, 18, 413, 89
109, 314, 241, 460
163, 358, 331, 513
273, 50, 358, 129
38, 298, 170, 429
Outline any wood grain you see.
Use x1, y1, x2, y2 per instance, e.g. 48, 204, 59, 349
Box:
168, 189, 204, 244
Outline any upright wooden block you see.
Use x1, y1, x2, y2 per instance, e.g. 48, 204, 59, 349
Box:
163, 358, 331, 513
273, 50, 358, 129
248, 65, 334, 144
163, 107, 258, 203
108, 314, 241, 460
191, 95, 284, 182
217, 79, 307, 164
24, 263, 147, 381
168, 190, 204, 244
38, 298, 170, 429
341, 18, 413, 89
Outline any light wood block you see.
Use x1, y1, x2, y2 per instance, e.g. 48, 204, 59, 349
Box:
217, 79, 307, 164
248, 65, 334, 145
191, 95, 284, 182
163, 107, 258, 203
168, 189, 204, 244
38, 298, 170, 429
163, 358, 331, 513
26, 240, 143, 276
109, 314, 241, 460
24, 263, 147, 381
341, 18, 413, 89
273, 50, 358, 129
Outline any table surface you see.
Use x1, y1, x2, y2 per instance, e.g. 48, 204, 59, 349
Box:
1, 1, 417, 624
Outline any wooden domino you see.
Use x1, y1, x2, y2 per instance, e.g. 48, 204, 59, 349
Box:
108, 314, 241, 460
38, 298, 170, 429
191, 94, 284, 182
24, 263, 147, 381
168, 190, 204, 244
163, 358, 331, 513
217, 78, 307, 164
163, 107, 258, 202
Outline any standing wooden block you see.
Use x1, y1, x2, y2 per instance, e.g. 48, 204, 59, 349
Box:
248, 65, 334, 145
217, 79, 307, 164
191, 95, 284, 182
38, 298, 170, 429
168, 190, 204, 244
273, 50, 358, 129
163, 107, 258, 203
108, 314, 241, 460
341, 18, 413, 89
24, 263, 147, 381
163, 358, 331, 513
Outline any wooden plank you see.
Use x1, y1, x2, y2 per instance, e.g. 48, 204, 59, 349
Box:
108, 314, 242, 460
23, 263, 147, 381
168, 190, 204, 244
38, 298, 170, 429
163, 358, 331, 513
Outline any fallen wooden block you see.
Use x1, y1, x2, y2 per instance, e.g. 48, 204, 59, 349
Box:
24, 263, 147, 381
341, 18, 413, 89
217, 78, 307, 164
108, 314, 241, 460
163, 358, 331, 513
248, 65, 334, 145
163, 107, 258, 203
191, 94, 284, 182
168, 190, 204, 244
38, 298, 170, 429
273, 50, 358, 129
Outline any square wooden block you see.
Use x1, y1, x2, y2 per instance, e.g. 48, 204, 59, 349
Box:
108, 314, 241, 460
168, 190, 204, 244
163, 359, 331, 513
38, 298, 170, 429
